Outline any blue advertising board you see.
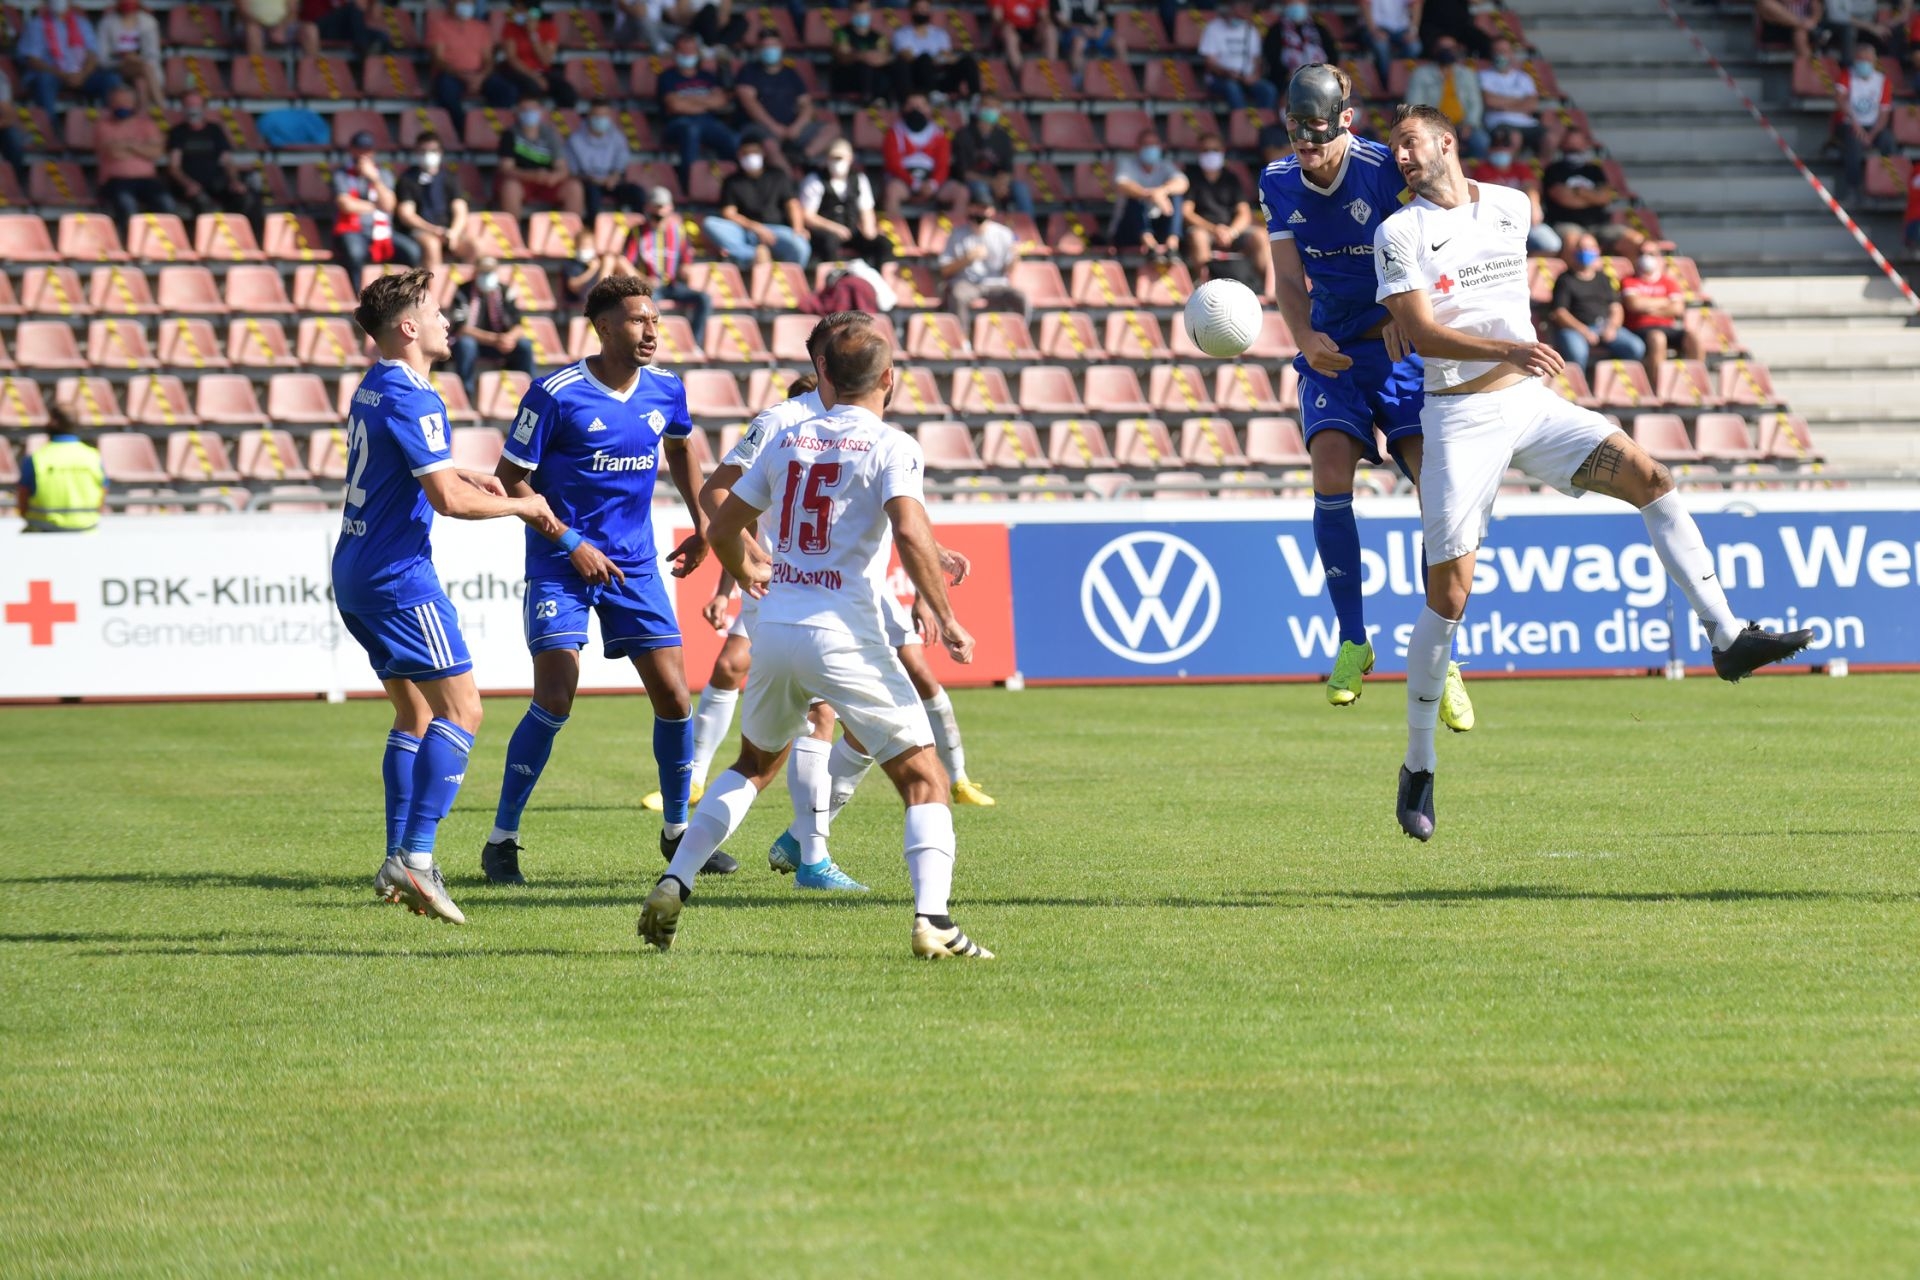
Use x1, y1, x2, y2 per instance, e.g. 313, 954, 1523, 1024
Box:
1009, 508, 1920, 680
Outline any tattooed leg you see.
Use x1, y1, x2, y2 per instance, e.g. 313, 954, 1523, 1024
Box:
1570, 431, 1674, 508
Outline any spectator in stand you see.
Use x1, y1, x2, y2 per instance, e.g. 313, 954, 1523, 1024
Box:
1469, 127, 1559, 253
1055, 0, 1124, 80
568, 101, 646, 219
882, 93, 966, 222
94, 84, 174, 232
16, 0, 121, 115
1831, 38, 1895, 202
952, 95, 1034, 216
1757, 0, 1823, 60
497, 99, 585, 216
622, 187, 712, 343
18, 405, 105, 534
1620, 250, 1698, 382
702, 135, 810, 267
240, 0, 299, 59
1417, 0, 1490, 59
736, 27, 829, 169
1362, 0, 1422, 87
1200, 0, 1279, 112
1405, 36, 1487, 157
396, 130, 471, 271
1906, 155, 1920, 258
485, 0, 576, 109
989, 0, 1058, 75
0, 70, 27, 185
612, 0, 689, 54
427, 0, 494, 137
1478, 38, 1542, 154
1541, 126, 1615, 229
449, 254, 535, 393
1182, 131, 1261, 281
1820, 0, 1889, 61
686, 0, 750, 56
297, 0, 390, 61
1110, 125, 1187, 259
1265, 1, 1337, 91
96, 0, 161, 111
893, 2, 982, 104
830, 0, 892, 104
1548, 233, 1644, 372
659, 32, 739, 187
938, 193, 1027, 317
166, 90, 262, 225
799, 138, 895, 267
334, 129, 418, 282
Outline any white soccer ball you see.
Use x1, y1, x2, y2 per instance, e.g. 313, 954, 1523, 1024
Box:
1183, 278, 1263, 358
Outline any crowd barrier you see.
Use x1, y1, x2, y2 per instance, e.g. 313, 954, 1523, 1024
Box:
3, 492, 1914, 701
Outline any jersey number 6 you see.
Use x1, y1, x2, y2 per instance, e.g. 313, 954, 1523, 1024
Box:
775, 461, 844, 555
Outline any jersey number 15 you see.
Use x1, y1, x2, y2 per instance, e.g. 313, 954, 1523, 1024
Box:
775, 461, 843, 554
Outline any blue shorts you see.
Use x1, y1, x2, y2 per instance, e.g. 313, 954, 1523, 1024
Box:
339, 593, 473, 683
1294, 339, 1425, 465
525, 573, 681, 660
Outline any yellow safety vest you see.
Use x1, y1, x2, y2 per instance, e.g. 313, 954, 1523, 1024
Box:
24, 438, 105, 533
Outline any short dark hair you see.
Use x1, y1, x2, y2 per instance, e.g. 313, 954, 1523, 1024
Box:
354, 268, 435, 339
416, 129, 441, 147
787, 372, 819, 398
586, 273, 654, 321
805, 310, 872, 364
820, 324, 891, 396
1391, 102, 1454, 138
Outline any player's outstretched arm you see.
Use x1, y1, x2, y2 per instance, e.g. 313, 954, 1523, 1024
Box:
707, 492, 772, 596
494, 456, 624, 585
662, 437, 709, 578
1379, 289, 1565, 376
420, 466, 560, 534
888, 496, 973, 664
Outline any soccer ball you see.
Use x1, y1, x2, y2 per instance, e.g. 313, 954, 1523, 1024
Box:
1183, 278, 1263, 358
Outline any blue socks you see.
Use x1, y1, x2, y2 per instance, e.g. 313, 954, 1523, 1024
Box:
655, 714, 695, 827
493, 702, 568, 835
1313, 491, 1368, 646
381, 731, 420, 854
401, 719, 475, 858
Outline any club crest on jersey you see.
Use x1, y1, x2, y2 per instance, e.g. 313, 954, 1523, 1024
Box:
646, 409, 667, 432
1346, 198, 1372, 225
587, 416, 608, 433
1498, 215, 1519, 234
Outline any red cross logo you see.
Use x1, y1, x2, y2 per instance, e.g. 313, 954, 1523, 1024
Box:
1434, 274, 1456, 294
5, 580, 78, 646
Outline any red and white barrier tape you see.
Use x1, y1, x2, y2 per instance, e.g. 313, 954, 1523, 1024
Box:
1654, 0, 1920, 312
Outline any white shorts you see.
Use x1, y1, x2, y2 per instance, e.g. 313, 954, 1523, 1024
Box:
1418, 378, 1616, 564
725, 591, 756, 640
881, 593, 922, 649
740, 622, 934, 764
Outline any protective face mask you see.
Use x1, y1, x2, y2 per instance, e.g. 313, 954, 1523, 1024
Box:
1854, 59, 1876, 76
526, 5, 542, 18
903, 109, 929, 130
1435, 48, 1458, 65
1575, 250, 1599, 268
454, 1, 475, 17
1282, 4, 1307, 21
112, 106, 135, 120
518, 108, 542, 128
676, 52, 699, 69
740, 153, 765, 174
420, 150, 443, 171
478, 271, 500, 290
1637, 254, 1660, 275
1199, 149, 1225, 170
589, 115, 612, 134
1563, 149, 1592, 165
851, 11, 870, 28
978, 107, 1000, 125
1493, 55, 1511, 69
185, 107, 205, 122
760, 44, 783, 64
1488, 149, 1513, 168
829, 157, 852, 177
911, 10, 931, 23
1139, 145, 1162, 165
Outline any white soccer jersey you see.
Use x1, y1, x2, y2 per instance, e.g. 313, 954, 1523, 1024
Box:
732, 403, 926, 646
723, 389, 824, 472
1373, 180, 1535, 391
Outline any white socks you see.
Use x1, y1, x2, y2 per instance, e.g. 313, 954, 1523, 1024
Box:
786, 736, 833, 866
922, 691, 967, 781
1404, 607, 1458, 774
903, 803, 956, 917
688, 685, 739, 789
1641, 491, 1742, 650
827, 736, 874, 821
487, 826, 516, 845
664, 768, 758, 889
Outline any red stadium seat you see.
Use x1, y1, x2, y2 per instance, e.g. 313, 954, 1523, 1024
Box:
1153, 470, 1209, 499
1693, 413, 1764, 461
1163, 107, 1223, 151
890, 367, 952, 418
918, 421, 987, 471
298, 55, 360, 102
1039, 113, 1099, 151
884, 262, 942, 308
0, 276, 21, 319
1101, 109, 1152, 150
526, 212, 589, 259
698, 312, 762, 364
1527, 257, 1565, 305
167, 3, 227, 46
1019, 366, 1087, 415
743, 368, 801, 411
58, 213, 128, 263
1693, 309, 1744, 358
749, 263, 811, 311
1018, 58, 1080, 102
30, 162, 91, 208
1658, 359, 1720, 408
1141, 59, 1202, 100
21, 267, 93, 317
309, 427, 350, 479
1084, 365, 1152, 414
97, 432, 169, 483
1180, 418, 1248, 466
1212, 363, 1285, 414
769, 315, 814, 364
89, 266, 160, 316
292, 265, 359, 314
433, 374, 480, 426
0, 333, 12, 371
156, 318, 230, 369
125, 213, 197, 262
972, 313, 1040, 360
0, 215, 59, 262
1631, 413, 1703, 463
1008, 262, 1071, 309
231, 52, 294, 98
0, 437, 17, 486
1245, 417, 1309, 467
1134, 261, 1194, 307
564, 56, 622, 102
263, 213, 334, 261
1103, 311, 1172, 359
87, 319, 158, 370
1758, 413, 1822, 462
0, 375, 52, 429
1544, 362, 1598, 407
683, 263, 751, 311
907, 313, 973, 361
132, 380, 205, 432
1070, 261, 1137, 308
467, 211, 533, 260
362, 52, 424, 99
1048, 419, 1116, 469
949, 367, 1017, 416
1718, 360, 1779, 406
298, 317, 371, 368
195, 212, 267, 262
1112, 417, 1177, 468
56, 377, 130, 427
556, 7, 611, 48
194, 375, 271, 426
979, 419, 1047, 469
682, 370, 750, 421
1590, 359, 1656, 409
14, 321, 88, 370
1083, 58, 1144, 101
474, 371, 533, 424
1148, 364, 1217, 415
268, 373, 342, 425
228, 317, 300, 368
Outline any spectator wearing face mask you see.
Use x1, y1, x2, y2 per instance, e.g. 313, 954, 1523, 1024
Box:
1620, 252, 1697, 381
497, 100, 585, 217
1830, 38, 1894, 203
16, 0, 121, 115
1477, 38, 1542, 155
166, 90, 260, 225
938, 195, 1027, 317
659, 33, 739, 187
1181, 133, 1259, 280
1405, 36, 1487, 157
334, 130, 419, 282
702, 136, 811, 267
96, 0, 161, 110
94, 83, 173, 232
1264, 1, 1337, 91
484, 0, 577, 109
831, 0, 892, 104
1469, 128, 1559, 255
396, 131, 471, 271
449, 255, 536, 393
427, 0, 494, 135
296, 0, 391, 62
952, 96, 1034, 217
1541, 128, 1615, 229
1110, 127, 1187, 260
988, 0, 1058, 75
800, 139, 894, 267
620, 188, 712, 342
568, 102, 647, 219
1548, 234, 1644, 373
1361, 0, 1422, 87
736, 28, 830, 169
882, 94, 966, 224
1200, 0, 1279, 112
892, 2, 982, 104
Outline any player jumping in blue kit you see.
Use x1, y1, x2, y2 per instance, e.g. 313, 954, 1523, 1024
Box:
1261, 63, 1472, 729
331, 269, 560, 926
479, 275, 739, 885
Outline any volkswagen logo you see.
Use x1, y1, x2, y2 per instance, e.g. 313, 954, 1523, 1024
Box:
1079, 532, 1221, 664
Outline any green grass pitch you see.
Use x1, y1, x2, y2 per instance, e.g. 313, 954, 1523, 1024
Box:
4, 676, 1919, 1278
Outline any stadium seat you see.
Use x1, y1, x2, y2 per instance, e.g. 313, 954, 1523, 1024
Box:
769, 314, 814, 364
450, 427, 504, 472
87, 266, 158, 316
1047, 419, 1116, 469
1758, 413, 1821, 462
97, 432, 169, 484
292, 265, 358, 315
1544, 362, 1598, 408
1133, 261, 1194, 308
17, 270, 88, 318
891, 367, 952, 418
468, 211, 533, 261
1631, 413, 1704, 463
566, 315, 603, 361
0, 275, 22, 317
972, 313, 1040, 361
194, 375, 270, 426
1036, 311, 1102, 361
1180, 418, 1248, 466
522, 316, 568, 370
127, 378, 201, 430
1141, 58, 1202, 100
1103, 311, 1172, 360
918, 421, 987, 471
195, 212, 266, 263
397, 106, 460, 151
1694, 413, 1764, 461
907, 313, 974, 361
308, 427, 350, 479
883, 262, 944, 309
432, 373, 480, 426
1590, 360, 1656, 410
1039, 112, 1099, 151
1163, 107, 1223, 151
124, 213, 197, 262
1245, 417, 1310, 467
1658, 359, 1721, 408
230, 52, 294, 98
564, 55, 622, 102
362, 52, 423, 99
1018, 58, 1080, 102
30, 162, 91, 209
526, 212, 589, 260
298, 317, 371, 368
1084, 365, 1153, 414
1212, 363, 1285, 414
0, 333, 11, 371
745, 368, 802, 411
153, 318, 229, 370
56, 377, 130, 427
705, 313, 769, 364
224, 266, 297, 315
1718, 360, 1779, 406
501, 263, 557, 313
0, 437, 17, 487
0, 377, 52, 429
87, 319, 158, 370
1112, 417, 1178, 468
1147, 364, 1217, 415
1693, 309, 1744, 358
681, 369, 750, 421
1528, 257, 1565, 305
298, 54, 360, 102
1009, 262, 1072, 310
12, 322, 88, 371
58, 213, 129, 263
1019, 366, 1087, 415
227, 318, 299, 368
1101, 109, 1153, 151
949, 367, 1016, 416
256, 484, 329, 512
267, 373, 341, 425
979, 419, 1047, 469
474, 371, 533, 424
1153, 470, 1209, 499
749, 263, 811, 311
262, 214, 333, 262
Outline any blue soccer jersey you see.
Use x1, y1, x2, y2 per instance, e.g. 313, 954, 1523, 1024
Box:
503, 361, 692, 580
330, 359, 455, 613
1260, 137, 1410, 345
